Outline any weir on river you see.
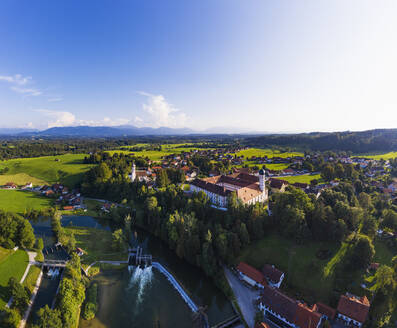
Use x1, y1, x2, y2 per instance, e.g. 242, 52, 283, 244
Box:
152, 262, 199, 313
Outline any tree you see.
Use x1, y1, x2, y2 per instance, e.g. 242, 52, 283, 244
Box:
35, 305, 63, 328
8, 277, 30, 311
17, 219, 35, 248
348, 234, 375, 270
1, 308, 21, 328
321, 165, 335, 181
35, 238, 44, 251
156, 169, 170, 188
374, 265, 396, 297
111, 229, 126, 251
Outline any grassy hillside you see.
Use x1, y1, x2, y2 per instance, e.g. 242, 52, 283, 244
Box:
0, 154, 94, 187
0, 173, 47, 186
233, 148, 303, 158
0, 190, 53, 214
239, 234, 394, 305
0, 249, 28, 309
354, 151, 397, 160
107, 143, 215, 161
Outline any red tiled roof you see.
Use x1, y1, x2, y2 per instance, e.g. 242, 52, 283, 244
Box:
237, 262, 266, 286
190, 179, 231, 197
269, 178, 288, 189
337, 294, 370, 323
295, 303, 322, 328
315, 302, 336, 320
262, 264, 284, 284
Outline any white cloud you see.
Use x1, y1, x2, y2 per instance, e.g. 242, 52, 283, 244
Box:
47, 97, 63, 102
0, 74, 42, 97
0, 74, 31, 85
36, 109, 131, 128
10, 86, 42, 96
136, 91, 188, 128
36, 109, 76, 128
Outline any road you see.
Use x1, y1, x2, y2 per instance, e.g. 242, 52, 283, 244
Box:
224, 268, 260, 328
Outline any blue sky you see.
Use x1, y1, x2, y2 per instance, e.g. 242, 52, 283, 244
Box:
1, 1, 397, 132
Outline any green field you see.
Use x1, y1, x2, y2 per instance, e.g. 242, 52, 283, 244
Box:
274, 173, 322, 184
239, 233, 394, 305
63, 226, 127, 265
232, 148, 303, 159
108, 143, 215, 161
0, 249, 29, 309
0, 154, 94, 187
354, 152, 397, 160
23, 265, 41, 293
0, 190, 53, 214
0, 173, 47, 186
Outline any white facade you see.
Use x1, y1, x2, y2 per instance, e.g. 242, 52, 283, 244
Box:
238, 272, 265, 289
337, 313, 363, 327
131, 163, 136, 182
190, 184, 228, 208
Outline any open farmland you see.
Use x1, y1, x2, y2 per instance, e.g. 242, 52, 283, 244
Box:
232, 148, 303, 159
354, 151, 397, 160
0, 154, 94, 187
274, 173, 322, 184
0, 190, 53, 214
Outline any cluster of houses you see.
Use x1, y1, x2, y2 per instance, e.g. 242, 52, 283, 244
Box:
35, 183, 83, 211
236, 261, 371, 328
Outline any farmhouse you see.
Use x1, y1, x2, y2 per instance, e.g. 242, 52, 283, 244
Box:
236, 262, 267, 289
258, 285, 322, 328
269, 178, 288, 193
262, 264, 284, 288
190, 169, 268, 208
337, 293, 370, 327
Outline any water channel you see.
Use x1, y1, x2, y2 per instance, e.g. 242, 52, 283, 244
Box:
29, 215, 235, 328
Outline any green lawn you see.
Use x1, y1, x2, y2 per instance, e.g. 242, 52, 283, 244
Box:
0, 154, 94, 187
238, 234, 339, 304
107, 143, 216, 162
0, 249, 29, 309
353, 152, 397, 160
274, 173, 322, 184
0, 190, 53, 214
23, 265, 41, 293
233, 148, 303, 159
63, 226, 127, 265
373, 239, 394, 265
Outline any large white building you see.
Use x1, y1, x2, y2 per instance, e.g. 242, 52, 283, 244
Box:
190, 169, 268, 208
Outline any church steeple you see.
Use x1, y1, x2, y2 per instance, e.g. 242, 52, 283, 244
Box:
131, 162, 136, 182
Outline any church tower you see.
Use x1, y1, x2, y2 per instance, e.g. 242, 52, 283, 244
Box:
131, 162, 136, 182
258, 168, 266, 192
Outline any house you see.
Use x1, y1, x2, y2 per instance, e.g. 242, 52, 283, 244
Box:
315, 303, 336, 321
75, 247, 84, 256
236, 262, 267, 289
269, 178, 288, 193
63, 206, 74, 211
259, 286, 322, 328
368, 263, 380, 271
337, 293, 370, 327
262, 264, 284, 288
21, 182, 33, 190
5, 182, 17, 189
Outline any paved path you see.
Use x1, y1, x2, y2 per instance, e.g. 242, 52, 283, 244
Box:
224, 268, 260, 328
19, 269, 43, 328
6, 250, 37, 308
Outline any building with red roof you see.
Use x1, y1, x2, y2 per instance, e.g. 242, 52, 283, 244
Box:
236, 262, 267, 289
337, 293, 370, 327
315, 302, 336, 320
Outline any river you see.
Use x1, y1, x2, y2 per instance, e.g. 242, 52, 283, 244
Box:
30, 215, 235, 328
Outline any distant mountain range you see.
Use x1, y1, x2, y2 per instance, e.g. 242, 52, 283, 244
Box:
0, 125, 268, 137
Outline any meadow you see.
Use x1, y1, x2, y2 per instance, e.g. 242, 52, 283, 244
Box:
107, 143, 216, 161
0, 249, 28, 309
238, 234, 393, 306
232, 148, 303, 159
0, 190, 53, 214
274, 173, 322, 184
354, 151, 397, 160
0, 154, 94, 187
63, 226, 127, 265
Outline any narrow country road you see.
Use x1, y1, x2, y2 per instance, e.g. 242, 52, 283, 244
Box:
224, 268, 260, 328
